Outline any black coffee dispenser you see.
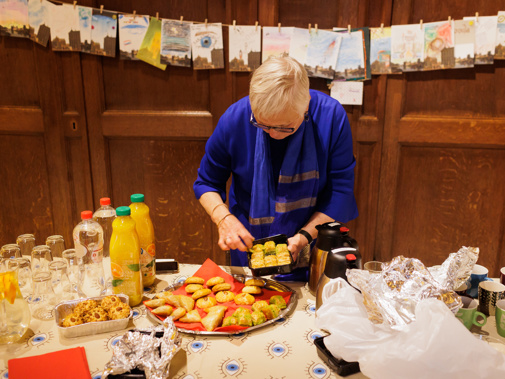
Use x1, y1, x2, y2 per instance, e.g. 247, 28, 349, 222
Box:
308, 222, 359, 295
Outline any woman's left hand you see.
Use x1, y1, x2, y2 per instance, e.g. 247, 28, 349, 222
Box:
287, 233, 309, 262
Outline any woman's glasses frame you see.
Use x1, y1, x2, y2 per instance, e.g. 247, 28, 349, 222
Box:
249, 112, 309, 133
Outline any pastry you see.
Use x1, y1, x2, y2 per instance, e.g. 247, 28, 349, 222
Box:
222, 316, 238, 327
151, 305, 173, 317
264, 255, 278, 267
250, 259, 265, 268
269, 295, 287, 309
84, 306, 109, 323
192, 288, 212, 300
62, 313, 84, 327
185, 284, 204, 293
264, 241, 276, 253
144, 298, 166, 308
196, 296, 217, 309
242, 285, 262, 295
251, 252, 264, 260
163, 294, 182, 308
100, 295, 122, 310
251, 310, 266, 326
179, 309, 201, 323
154, 291, 173, 300
236, 312, 253, 327
74, 299, 98, 316
232, 307, 250, 318
201, 306, 226, 331
244, 278, 265, 287
206, 276, 225, 287
261, 304, 280, 320
185, 276, 205, 285
275, 244, 289, 253
250, 244, 264, 253
177, 295, 195, 312
212, 283, 231, 292
215, 291, 235, 303
170, 307, 186, 321
252, 300, 269, 313
234, 293, 255, 305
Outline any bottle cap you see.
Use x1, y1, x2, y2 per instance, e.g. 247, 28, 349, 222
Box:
340, 227, 350, 233
346, 253, 356, 261
81, 210, 93, 219
100, 197, 111, 206
130, 193, 145, 203
116, 206, 131, 216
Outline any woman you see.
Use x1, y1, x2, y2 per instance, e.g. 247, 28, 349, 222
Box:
193, 56, 358, 266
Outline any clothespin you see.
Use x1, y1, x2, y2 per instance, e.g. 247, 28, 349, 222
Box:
278, 23, 281, 32
315, 23, 318, 33
180, 16, 184, 25
420, 19, 423, 29
475, 12, 479, 22
156, 12, 159, 20
133, 10, 136, 19
233, 20, 236, 30
308, 23, 311, 33
73, 1, 77, 10
347, 24, 351, 33
381, 23, 384, 32
100, 5, 103, 14
205, 18, 208, 28
255, 21, 258, 31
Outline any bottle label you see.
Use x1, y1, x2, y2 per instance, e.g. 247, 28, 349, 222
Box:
140, 244, 156, 278
73, 235, 87, 258
91, 241, 104, 263
111, 260, 142, 298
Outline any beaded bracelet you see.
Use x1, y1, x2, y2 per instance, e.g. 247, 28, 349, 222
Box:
217, 213, 233, 229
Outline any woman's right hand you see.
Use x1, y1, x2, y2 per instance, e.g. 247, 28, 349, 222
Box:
217, 214, 254, 252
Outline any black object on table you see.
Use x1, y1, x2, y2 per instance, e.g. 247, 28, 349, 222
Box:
314, 336, 360, 377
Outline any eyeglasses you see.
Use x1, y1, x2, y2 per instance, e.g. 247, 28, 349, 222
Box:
250, 112, 308, 133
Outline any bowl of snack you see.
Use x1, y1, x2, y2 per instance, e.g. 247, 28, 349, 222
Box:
248, 234, 295, 276
54, 294, 132, 338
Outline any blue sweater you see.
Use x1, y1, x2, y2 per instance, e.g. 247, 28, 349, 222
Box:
194, 89, 358, 265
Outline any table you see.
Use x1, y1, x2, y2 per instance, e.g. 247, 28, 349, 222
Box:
2, 264, 504, 379
1, 263, 370, 379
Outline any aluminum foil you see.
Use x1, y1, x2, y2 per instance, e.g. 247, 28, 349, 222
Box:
102, 317, 181, 379
347, 246, 479, 328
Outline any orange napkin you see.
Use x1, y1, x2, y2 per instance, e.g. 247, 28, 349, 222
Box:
8, 346, 91, 379
146, 258, 292, 332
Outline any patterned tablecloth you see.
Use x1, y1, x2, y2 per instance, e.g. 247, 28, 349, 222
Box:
2, 264, 504, 379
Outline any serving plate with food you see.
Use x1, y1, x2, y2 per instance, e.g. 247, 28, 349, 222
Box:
145, 259, 297, 335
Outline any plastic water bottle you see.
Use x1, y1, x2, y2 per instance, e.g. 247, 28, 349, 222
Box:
93, 197, 116, 292
73, 210, 105, 297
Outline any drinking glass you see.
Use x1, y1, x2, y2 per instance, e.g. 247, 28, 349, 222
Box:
6, 258, 31, 298
29, 271, 57, 320
45, 235, 65, 258
364, 261, 383, 274
16, 234, 36, 257
1, 244, 21, 260
49, 260, 77, 301
62, 249, 85, 297
31, 245, 53, 273
0, 261, 31, 344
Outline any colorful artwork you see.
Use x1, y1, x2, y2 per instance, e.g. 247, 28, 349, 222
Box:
463, 16, 497, 64
28, 0, 50, 46
453, 20, 475, 69
391, 24, 425, 71
89, 9, 117, 57
370, 27, 398, 74
305, 29, 341, 79
334, 30, 365, 80
228, 25, 261, 71
119, 14, 149, 60
495, 12, 505, 59
78, 6, 91, 52
160, 20, 192, 67
330, 81, 363, 105
262, 26, 294, 62
49, 3, 81, 51
137, 17, 167, 70
0, 0, 29, 37
190, 23, 224, 70
289, 27, 310, 65
423, 21, 454, 70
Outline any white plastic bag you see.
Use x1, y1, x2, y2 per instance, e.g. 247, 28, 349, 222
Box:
316, 278, 505, 379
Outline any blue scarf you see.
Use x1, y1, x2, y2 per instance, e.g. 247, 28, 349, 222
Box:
249, 116, 319, 239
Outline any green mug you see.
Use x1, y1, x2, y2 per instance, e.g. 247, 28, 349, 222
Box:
456, 296, 487, 330
496, 299, 505, 338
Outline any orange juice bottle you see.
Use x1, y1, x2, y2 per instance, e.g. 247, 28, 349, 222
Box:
129, 194, 156, 287
109, 206, 143, 306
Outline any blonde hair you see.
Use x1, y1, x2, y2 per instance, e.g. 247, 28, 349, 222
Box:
249, 56, 310, 120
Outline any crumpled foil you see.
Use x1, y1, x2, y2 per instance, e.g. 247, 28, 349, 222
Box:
102, 317, 181, 379
347, 246, 479, 328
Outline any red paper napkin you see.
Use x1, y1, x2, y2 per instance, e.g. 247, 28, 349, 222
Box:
146, 258, 292, 332
8, 346, 91, 379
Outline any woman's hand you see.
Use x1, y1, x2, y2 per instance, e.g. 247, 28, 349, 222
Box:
217, 214, 254, 252
287, 233, 309, 262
